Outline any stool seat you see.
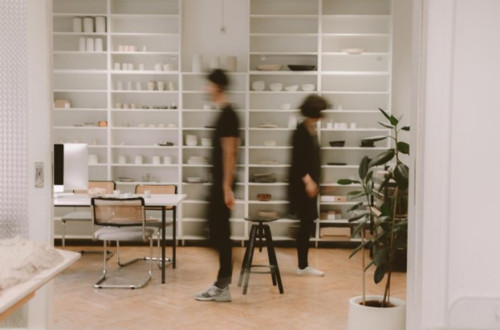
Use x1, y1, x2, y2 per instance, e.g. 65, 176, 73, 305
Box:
238, 220, 284, 295
244, 217, 279, 223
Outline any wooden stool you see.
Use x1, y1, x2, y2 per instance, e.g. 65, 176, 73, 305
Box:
238, 217, 284, 294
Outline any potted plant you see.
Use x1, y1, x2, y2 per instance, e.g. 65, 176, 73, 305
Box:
338, 108, 409, 330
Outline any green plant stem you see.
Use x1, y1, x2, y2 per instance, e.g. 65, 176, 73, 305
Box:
383, 185, 399, 306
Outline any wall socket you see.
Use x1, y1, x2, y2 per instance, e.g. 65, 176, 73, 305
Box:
35, 162, 44, 188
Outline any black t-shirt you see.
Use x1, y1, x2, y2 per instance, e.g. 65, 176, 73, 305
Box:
211, 104, 240, 188
288, 122, 320, 216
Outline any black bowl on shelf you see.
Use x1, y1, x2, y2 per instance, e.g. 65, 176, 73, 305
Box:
329, 140, 346, 147
327, 162, 347, 166
360, 139, 375, 148
287, 65, 316, 71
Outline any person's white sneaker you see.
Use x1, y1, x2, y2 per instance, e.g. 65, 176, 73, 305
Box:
195, 284, 232, 302
297, 266, 324, 277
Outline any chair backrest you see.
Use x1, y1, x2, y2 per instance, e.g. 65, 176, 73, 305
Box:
91, 197, 145, 228
134, 184, 177, 195
74, 181, 116, 194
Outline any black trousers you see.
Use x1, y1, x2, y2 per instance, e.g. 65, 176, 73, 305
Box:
295, 199, 317, 269
208, 188, 232, 288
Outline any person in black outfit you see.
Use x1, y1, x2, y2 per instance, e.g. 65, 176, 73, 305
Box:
196, 69, 239, 302
288, 94, 327, 276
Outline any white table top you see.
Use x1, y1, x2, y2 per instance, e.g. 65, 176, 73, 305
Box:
54, 194, 186, 207
0, 249, 80, 315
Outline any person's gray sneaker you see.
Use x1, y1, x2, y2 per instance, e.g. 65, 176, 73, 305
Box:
195, 285, 232, 302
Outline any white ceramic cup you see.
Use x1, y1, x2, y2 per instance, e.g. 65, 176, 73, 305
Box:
83, 17, 94, 33
114, 62, 121, 71
86, 38, 94, 52
118, 155, 126, 164
121, 63, 128, 70
147, 81, 155, 91
152, 156, 161, 164
163, 63, 172, 71
135, 82, 142, 90
88, 154, 98, 165
127, 63, 134, 71
95, 16, 106, 33
94, 38, 103, 52
143, 190, 151, 198
157, 81, 165, 91
163, 156, 173, 164
78, 37, 86, 52
186, 135, 197, 146
350, 122, 357, 129
134, 155, 143, 164
154, 63, 163, 71
192, 54, 203, 72
203, 104, 211, 110
113, 190, 121, 197
168, 81, 176, 91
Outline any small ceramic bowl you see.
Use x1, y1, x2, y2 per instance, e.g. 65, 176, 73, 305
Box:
252, 81, 266, 91
285, 85, 299, 92
269, 83, 283, 92
301, 84, 316, 92
257, 193, 272, 201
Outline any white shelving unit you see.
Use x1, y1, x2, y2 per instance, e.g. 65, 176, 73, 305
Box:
52, 0, 392, 245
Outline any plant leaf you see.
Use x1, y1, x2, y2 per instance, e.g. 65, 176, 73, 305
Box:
378, 121, 394, 129
351, 220, 368, 237
347, 191, 367, 200
374, 264, 387, 284
397, 141, 410, 155
373, 247, 389, 266
348, 239, 371, 259
347, 202, 364, 212
368, 149, 395, 167
348, 212, 370, 222
364, 260, 375, 272
394, 163, 409, 189
401, 126, 410, 131
358, 156, 370, 180
337, 179, 360, 185
379, 108, 399, 126
362, 135, 388, 143
364, 169, 374, 185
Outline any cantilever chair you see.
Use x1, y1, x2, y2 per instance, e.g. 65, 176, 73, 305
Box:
60, 181, 116, 250
91, 197, 154, 289
134, 184, 176, 267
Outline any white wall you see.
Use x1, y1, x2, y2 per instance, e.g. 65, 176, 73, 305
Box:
410, 0, 500, 329
181, 0, 249, 72
391, 0, 413, 120
27, 0, 53, 328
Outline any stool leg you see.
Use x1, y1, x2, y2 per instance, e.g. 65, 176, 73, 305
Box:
243, 224, 258, 295
264, 225, 284, 294
263, 225, 277, 286
238, 228, 253, 287
258, 223, 264, 252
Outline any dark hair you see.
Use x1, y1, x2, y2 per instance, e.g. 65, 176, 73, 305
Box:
207, 69, 230, 91
299, 94, 327, 118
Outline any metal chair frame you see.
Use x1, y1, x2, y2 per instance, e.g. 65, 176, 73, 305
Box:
91, 197, 153, 289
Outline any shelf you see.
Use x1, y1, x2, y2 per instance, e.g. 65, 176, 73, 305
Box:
250, 51, 318, 55
53, 70, 107, 74
111, 127, 178, 130
322, 147, 387, 151
249, 164, 290, 168
111, 90, 178, 94
321, 110, 380, 114
320, 71, 390, 76
53, 126, 104, 130
248, 200, 289, 205
250, 33, 319, 37
110, 51, 179, 55
110, 32, 178, 36
319, 201, 359, 206
248, 146, 292, 150
322, 33, 390, 37
111, 70, 179, 74
53, 108, 107, 112
111, 164, 178, 167
53, 89, 107, 93
319, 91, 389, 95
53, 51, 107, 55
249, 128, 293, 131
110, 14, 179, 18
53, 13, 107, 17
320, 128, 389, 132
111, 145, 178, 149
250, 15, 319, 18
249, 91, 314, 95
53, 32, 107, 36
249, 70, 317, 75
320, 165, 359, 169
110, 108, 177, 113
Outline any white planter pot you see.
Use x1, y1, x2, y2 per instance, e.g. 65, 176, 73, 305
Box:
347, 295, 406, 330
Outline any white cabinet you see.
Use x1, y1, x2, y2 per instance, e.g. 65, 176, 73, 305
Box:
53, 0, 392, 245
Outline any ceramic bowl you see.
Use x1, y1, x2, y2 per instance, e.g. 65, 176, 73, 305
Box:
252, 81, 266, 91
257, 193, 272, 201
301, 84, 316, 92
269, 83, 283, 92
285, 85, 299, 92
256, 64, 282, 71
281, 103, 292, 110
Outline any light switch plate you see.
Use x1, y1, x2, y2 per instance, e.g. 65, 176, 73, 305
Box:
35, 162, 43, 188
